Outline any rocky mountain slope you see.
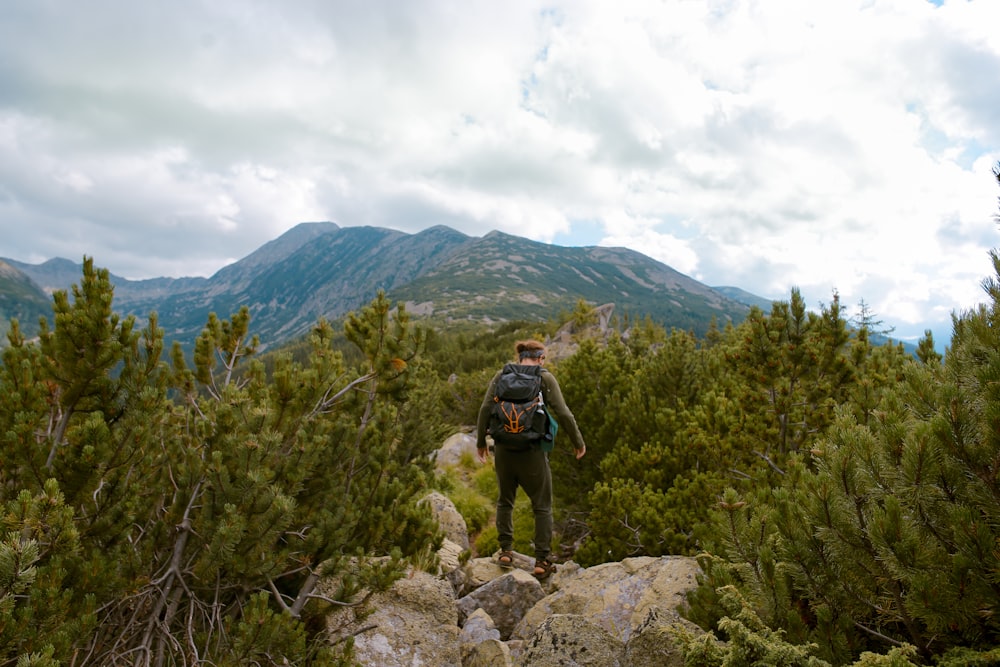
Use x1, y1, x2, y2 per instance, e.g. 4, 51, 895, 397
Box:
3, 223, 753, 349
0, 259, 52, 342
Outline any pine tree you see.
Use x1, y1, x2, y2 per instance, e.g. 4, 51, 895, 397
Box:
578, 328, 728, 560
686, 165, 1000, 665
914, 330, 942, 365
0, 263, 440, 665
726, 290, 854, 470
548, 335, 641, 515
578, 292, 863, 565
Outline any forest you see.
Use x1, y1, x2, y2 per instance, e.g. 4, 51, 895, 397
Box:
2, 165, 1000, 666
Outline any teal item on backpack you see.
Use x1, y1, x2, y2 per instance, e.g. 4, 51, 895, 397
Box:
540, 407, 558, 453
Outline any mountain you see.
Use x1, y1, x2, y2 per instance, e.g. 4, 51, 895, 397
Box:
389, 230, 746, 330
3, 223, 752, 350
0, 260, 52, 342
711, 285, 777, 311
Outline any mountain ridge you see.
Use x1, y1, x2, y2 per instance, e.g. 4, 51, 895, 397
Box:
2, 223, 754, 349
0, 259, 52, 342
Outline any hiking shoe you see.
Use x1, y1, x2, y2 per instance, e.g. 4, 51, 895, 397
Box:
497, 550, 514, 569
532, 558, 556, 580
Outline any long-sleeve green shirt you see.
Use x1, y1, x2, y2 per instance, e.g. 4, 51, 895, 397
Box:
476, 365, 586, 452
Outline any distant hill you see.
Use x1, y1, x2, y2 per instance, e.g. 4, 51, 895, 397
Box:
711, 285, 778, 311
390, 230, 746, 330
0, 259, 51, 342
3, 223, 756, 350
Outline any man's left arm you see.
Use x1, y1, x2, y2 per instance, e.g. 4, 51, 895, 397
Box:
541, 371, 587, 456
476, 373, 499, 462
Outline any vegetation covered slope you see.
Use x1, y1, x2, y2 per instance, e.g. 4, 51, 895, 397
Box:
389, 229, 745, 332
0, 261, 445, 665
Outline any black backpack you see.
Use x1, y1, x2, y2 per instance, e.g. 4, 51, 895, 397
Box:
488, 363, 551, 448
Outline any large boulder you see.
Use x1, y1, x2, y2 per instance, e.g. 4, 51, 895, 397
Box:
623, 607, 701, 667
320, 551, 702, 665
512, 556, 700, 644
451, 551, 536, 597
456, 568, 546, 640
518, 614, 625, 666
546, 303, 616, 360
420, 490, 471, 551
434, 431, 477, 471
326, 568, 460, 667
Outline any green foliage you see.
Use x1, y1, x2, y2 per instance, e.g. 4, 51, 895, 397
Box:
933, 646, 1000, 667
14, 646, 60, 667
676, 586, 831, 667
914, 330, 942, 366
0, 264, 440, 664
471, 460, 498, 498
725, 289, 854, 464
569, 297, 598, 330
435, 463, 494, 536
446, 482, 493, 537
549, 335, 643, 513
574, 479, 673, 563
0, 481, 89, 662
678, 168, 1000, 665
686, 228, 1000, 663
219, 590, 353, 667
675, 586, 921, 667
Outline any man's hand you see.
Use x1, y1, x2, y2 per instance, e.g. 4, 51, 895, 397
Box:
575, 444, 587, 460
476, 446, 490, 463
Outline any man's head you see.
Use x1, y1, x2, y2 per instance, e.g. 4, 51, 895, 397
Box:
516, 340, 546, 364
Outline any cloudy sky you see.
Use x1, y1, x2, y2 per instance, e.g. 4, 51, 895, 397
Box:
2, 0, 999, 345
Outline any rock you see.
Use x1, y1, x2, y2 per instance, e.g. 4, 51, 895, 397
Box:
327, 568, 461, 667
465, 638, 512, 667
437, 537, 465, 575
434, 431, 477, 471
457, 552, 534, 596
545, 303, 616, 360
460, 607, 501, 646
507, 639, 528, 665
320, 542, 702, 665
512, 556, 700, 644
623, 607, 702, 667
457, 568, 545, 640
461, 609, 509, 666
420, 490, 471, 551
518, 614, 625, 666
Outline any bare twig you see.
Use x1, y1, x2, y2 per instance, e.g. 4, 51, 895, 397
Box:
753, 450, 786, 475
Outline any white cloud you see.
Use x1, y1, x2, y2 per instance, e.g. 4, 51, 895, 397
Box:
1, 0, 998, 345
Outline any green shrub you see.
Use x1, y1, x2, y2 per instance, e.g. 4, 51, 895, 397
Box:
444, 476, 493, 536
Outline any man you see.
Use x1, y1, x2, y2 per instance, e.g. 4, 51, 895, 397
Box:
476, 339, 586, 579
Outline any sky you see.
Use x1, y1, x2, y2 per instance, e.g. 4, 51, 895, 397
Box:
1, 1, 999, 346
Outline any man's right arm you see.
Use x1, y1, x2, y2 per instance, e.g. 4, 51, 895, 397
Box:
476, 372, 500, 453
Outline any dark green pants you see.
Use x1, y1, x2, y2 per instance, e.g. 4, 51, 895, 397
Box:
494, 444, 552, 561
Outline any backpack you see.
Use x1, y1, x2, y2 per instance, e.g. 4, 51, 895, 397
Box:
488, 363, 553, 449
